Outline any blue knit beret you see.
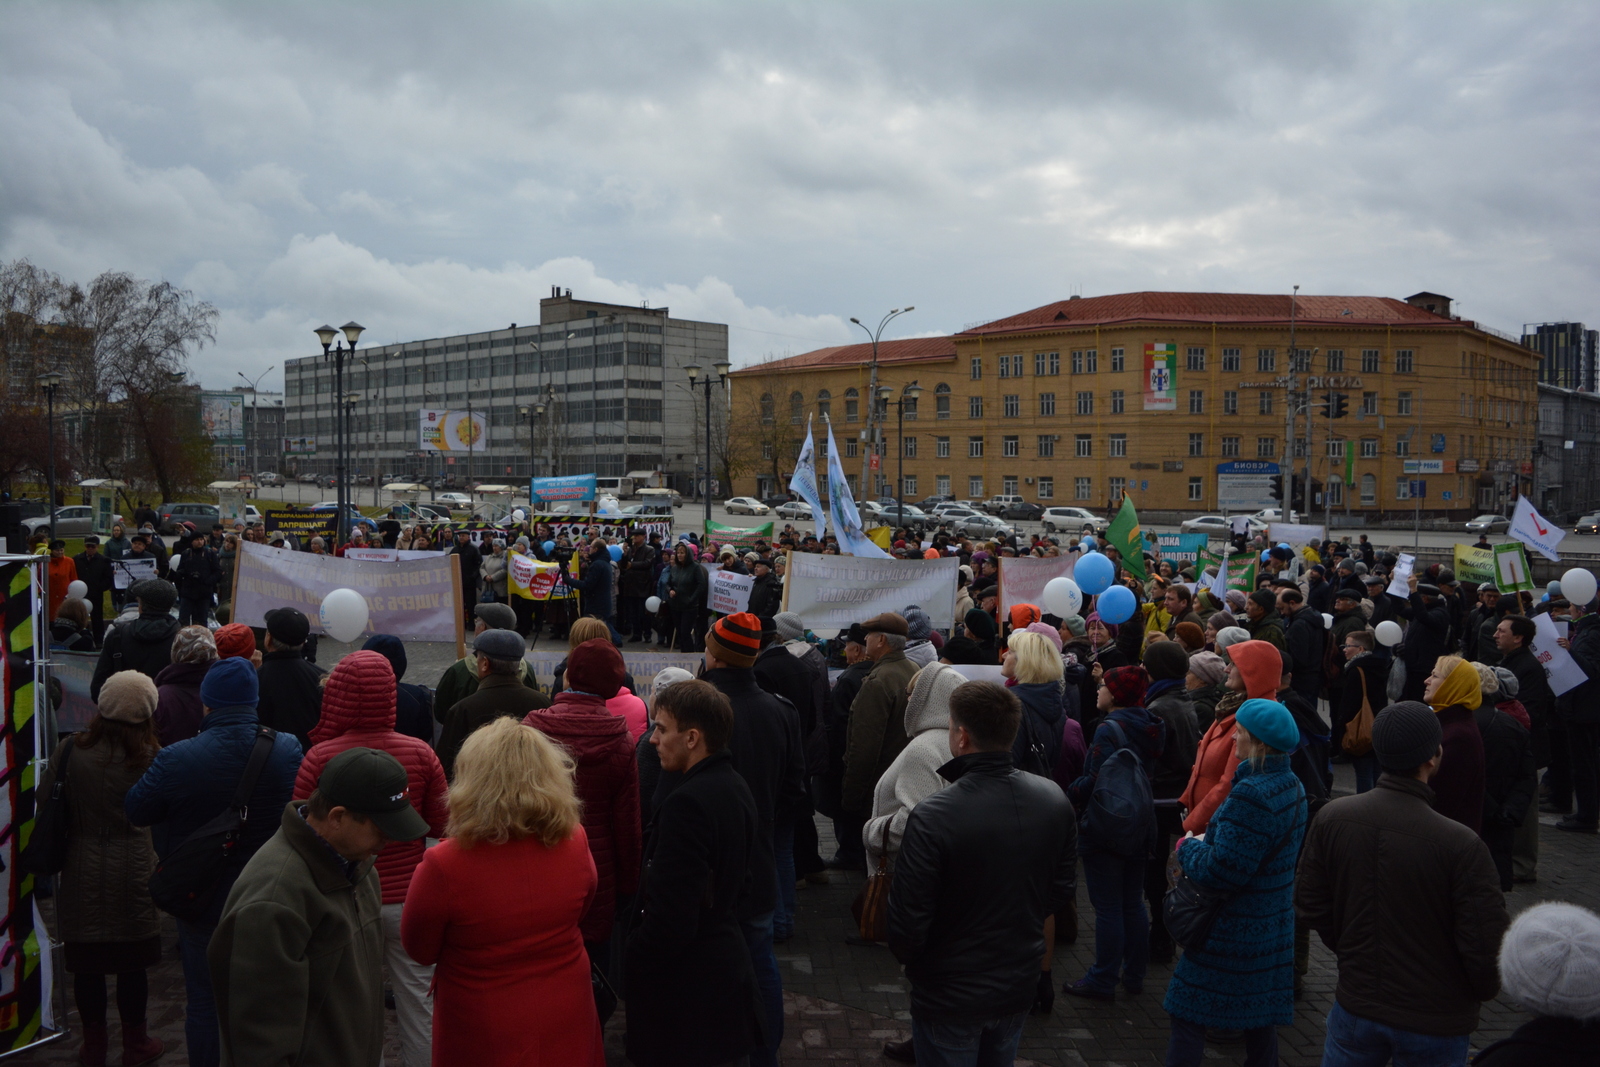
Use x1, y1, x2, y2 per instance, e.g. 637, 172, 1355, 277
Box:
1236, 698, 1300, 754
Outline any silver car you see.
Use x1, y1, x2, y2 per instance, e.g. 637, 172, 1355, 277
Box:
775, 501, 814, 520
22, 505, 112, 539
957, 514, 1016, 539
724, 497, 771, 516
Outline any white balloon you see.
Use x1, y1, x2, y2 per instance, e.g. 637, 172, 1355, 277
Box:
1042, 577, 1083, 618
1560, 568, 1598, 607
1321, 613, 1334, 630
511, 509, 526, 523
67, 580, 88, 600
319, 587, 370, 643
645, 595, 662, 613
1374, 619, 1403, 647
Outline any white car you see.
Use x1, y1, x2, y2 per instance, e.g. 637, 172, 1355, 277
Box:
775, 501, 814, 520
434, 492, 472, 508
1181, 514, 1268, 536
724, 497, 770, 516
1040, 507, 1109, 535
1250, 508, 1299, 524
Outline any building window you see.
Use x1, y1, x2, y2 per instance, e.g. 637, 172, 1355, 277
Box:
1361, 473, 1377, 505
969, 476, 984, 498
1071, 350, 1084, 374
1003, 394, 1020, 417
1037, 435, 1056, 457
1038, 476, 1054, 499
762, 442, 774, 460
1076, 391, 1094, 415
1189, 389, 1204, 414
845, 439, 858, 458
1361, 391, 1377, 416
1327, 479, 1343, 505
1395, 349, 1415, 374
969, 396, 983, 418
935, 436, 950, 458
1002, 435, 1019, 457
1396, 476, 1411, 500
1257, 348, 1276, 372
1259, 391, 1274, 415
1397, 391, 1413, 416
1360, 437, 1378, 458
844, 387, 859, 421
1039, 392, 1056, 416
1110, 347, 1125, 372
1396, 437, 1410, 457
759, 393, 775, 423
1075, 434, 1092, 458
1036, 351, 1060, 375
1109, 476, 1126, 500
1362, 349, 1381, 373
1223, 390, 1238, 415
902, 386, 918, 420
1109, 433, 1127, 457
1327, 438, 1345, 458
935, 383, 951, 419
1085, 350, 1098, 372
936, 474, 951, 495
1293, 438, 1308, 459
790, 391, 804, 423
1222, 347, 1241, 372
1326, 349, 1345, 372
1188, 477, 1203, 501
816, 390, 831, 418
1188, 432, 1205, 457
1002, 475, 1018, 494
1257, 436, 1276, 458
1075, 476, 1092, 500
998, 355, 1011, 379
1291, 348, 1312, 373
901, 475, 916, 496
968, 436, 984, 458
1000, 354, 1022, 378
1110, 389, 1125, 414
1186, 347, 1206, 371
1221, 435, 1240, 457
970, 357, 983, 380
903, 436, 917, 458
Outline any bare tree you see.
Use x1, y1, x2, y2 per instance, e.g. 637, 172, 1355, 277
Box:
727, 360, 806, 494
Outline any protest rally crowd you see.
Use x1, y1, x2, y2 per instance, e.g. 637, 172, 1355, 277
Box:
28, 502, 1600, 1067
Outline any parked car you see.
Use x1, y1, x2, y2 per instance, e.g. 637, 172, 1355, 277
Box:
1000, 501, 1046, 521
1040, 506, 1109, 535
308, 503, 378, 532
857, 501, 889, 519
297, 472, 321, 484
434, 492, 473, 508
983, 494, 1027, 515
775, 501, 815, 520
256, 471, 285, 487
880, 504, 933, 532
21, 505, 124, 539
956, 514, 1016, 539
915, 494, 955, 510
1465, 513, 1511, 533
724, 497, 771, 516
1575, 513, 1600, 535
388, 502, 452, 523
761, 493, 795, 510
1249, 507, 1300, 524
158, 502, 221, 535
621, 503, 675, 519
1180, 513, 1268, 536
931, 501, 977, 518
638, 487, 682, 509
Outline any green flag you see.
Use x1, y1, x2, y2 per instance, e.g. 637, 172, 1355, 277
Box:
1107, 495, 1147, 582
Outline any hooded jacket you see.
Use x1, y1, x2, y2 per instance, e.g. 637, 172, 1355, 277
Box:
361, 634, 434, 744
152, 659, 209, 747
89, 612, 179, 701
1179, 640, 1280, 834
256, 647, 325, 753
523, 691, 641, 943
1010, 680, 1066, 778
293, 651, 449, 906
1144, 680, 1199, 801
863, 665, 961, 862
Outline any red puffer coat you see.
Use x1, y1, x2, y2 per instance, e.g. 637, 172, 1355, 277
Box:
294, 650, 449, 905
523, 692, 641, 943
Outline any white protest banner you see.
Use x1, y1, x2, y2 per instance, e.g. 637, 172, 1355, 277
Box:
112, 556, 158, 590
708, 569, 754, 615
1532, 612, 1589, 696
233, 541, 462, 643
524, 649, 704, 697
1494, 542, 1534, 593
345, 547, 398, 562
1510, 496, 1566, 562
784, 553, 960, 630
1268, 522, 1327, 549
947, 664, 1007, 685
999, 555, 1077, 618
1386, 553, 1415, 599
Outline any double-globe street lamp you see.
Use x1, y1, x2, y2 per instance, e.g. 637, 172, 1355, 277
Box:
877, 381, 923, 530
685, 360, 732, 531
314, 321, 365, 545
519, 385, 556, 500
850, 307, 914, 498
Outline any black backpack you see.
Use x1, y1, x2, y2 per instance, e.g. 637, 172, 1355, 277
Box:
148, 727, 277, 921
1084, 721, 1156, 856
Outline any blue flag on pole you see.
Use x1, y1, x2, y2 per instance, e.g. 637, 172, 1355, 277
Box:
824, 419, 888, 558
788, 416, 827, 541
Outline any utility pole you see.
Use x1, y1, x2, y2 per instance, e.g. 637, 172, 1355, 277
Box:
1282, 286, 1299, 521
852, 308, 915, 499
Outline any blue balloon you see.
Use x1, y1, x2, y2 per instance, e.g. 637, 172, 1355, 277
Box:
1076, 551, 1116, 595
1081, 534, 1097, 548
1097, 584, 1137, 625
608, 544, 623, 561
1277, 542, 1290, 551
1261, 550, 1272, 562
542, 540, 555, 554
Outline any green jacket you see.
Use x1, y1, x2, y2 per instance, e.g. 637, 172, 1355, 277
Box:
432, 654, 538, 724
210, 803, 385, 1067
841, 650, 920, 814
1248, 611, 1287, 653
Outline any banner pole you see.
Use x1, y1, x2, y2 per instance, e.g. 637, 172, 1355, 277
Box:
452, 553, 466, 660
780, 549, 792, 612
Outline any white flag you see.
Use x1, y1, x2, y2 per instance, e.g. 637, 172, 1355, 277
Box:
824, 420, 888, 558
1510, 496, 1566, 562
787, 416, 827, 541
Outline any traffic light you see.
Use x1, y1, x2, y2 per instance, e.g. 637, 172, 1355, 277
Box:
1330, 392, 1349, 419
1270, 474, 1283, 499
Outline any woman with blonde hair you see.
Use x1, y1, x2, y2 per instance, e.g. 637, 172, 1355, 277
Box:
402, 716, 605, 1067
551, 616, 636, 696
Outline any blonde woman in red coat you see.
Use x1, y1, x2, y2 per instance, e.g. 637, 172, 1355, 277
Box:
293, 650, 448, 1067
402, 716, 605, 1067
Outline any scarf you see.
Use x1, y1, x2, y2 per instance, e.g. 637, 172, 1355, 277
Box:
1429, 658, 1483, 712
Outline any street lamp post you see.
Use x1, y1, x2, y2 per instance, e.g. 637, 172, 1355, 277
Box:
314, 322, 365, 546
685, 360, 732, 531
877, 382, 923, 531
850, 307, 914, 498
237, 365, 275, 483
36, 369, 64, 537
519, 385, 553, 503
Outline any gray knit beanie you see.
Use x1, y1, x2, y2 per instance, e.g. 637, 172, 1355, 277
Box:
1499, 902, 1600, 1021
1371, 701, 1442, 771
773, 612, 807, 642
1215, 626, 1252, 653
902, 605, 933, 642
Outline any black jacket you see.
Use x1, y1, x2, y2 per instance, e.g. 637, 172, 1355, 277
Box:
826, 658, 874, 780
1143, 682, 1198, 801
436, 674, 551, 779
620, 542, 657, 598
1335, 652, 1390, 740
1283, 606, 1327, 705
1555, 610, 1600, 725
1472, 703, 1535, 829
1472, 1016, 1600, 1067
1461, 603, 1507, 665
255, 649, 325, 752
73, 550, 114, 599
90, 613, 179, 701
888, 751, 1077, 1021
747, 573, 783, 619
1502, 646, 1554, 767
450, 540, 483, 592
625, 751, 762, 1067
1397, 592, 1452, 681
755, 643, 829, 777
174, 545, 221, 600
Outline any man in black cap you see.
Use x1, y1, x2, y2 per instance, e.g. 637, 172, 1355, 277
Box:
1297, 702, 1508, 1065
841, 613, 918, 853
1243, 589, 1286, 652
73, 534, 114, 641
174, 526, 222, 626
211, 747, 428, 1067
1461, 583, 1507, 665
433, 602, 536, 718
256, 607, 325, 751
450, 528, 483, 626
436, 628, 550, 778
89, 578, 180, 701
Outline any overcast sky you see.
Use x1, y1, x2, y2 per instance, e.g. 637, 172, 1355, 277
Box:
3, 1, 1597, 390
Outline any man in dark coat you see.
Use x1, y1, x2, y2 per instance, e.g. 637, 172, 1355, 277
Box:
619, 529, 657, 643
841, 613, 920, 820
887, 682, 1076, 1063
1396, 578, 1452, 701
449, 528, 483, 626
436, 629, 551, 778
174, 527, 222, 626
255, 607, 325, 752
823, 624, 874, 868
1243, 590, 1286, 652
1495, 614, 1553, 884
1553, 606, 1600, 833
625, 680, 762, 1067
1278, 587, 1327, 707
90, 579, 180, 701
73, 535, 115, 641
746, 557, 783, 619
1461, 584, 1507, 665
572, 538, 617, 639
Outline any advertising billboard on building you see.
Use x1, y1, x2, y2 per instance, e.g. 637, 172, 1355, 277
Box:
1216, 460, 1279, 510
200, 392, 245, 444
419, 409, 488, 453
1143, 343, 1178, 411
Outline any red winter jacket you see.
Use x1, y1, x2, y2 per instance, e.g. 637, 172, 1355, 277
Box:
523, 692, 641, 942
293, 650, 449, 905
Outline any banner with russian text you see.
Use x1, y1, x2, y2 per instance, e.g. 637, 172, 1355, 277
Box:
784, 553, 959, 631
703, 521, 773, 553
507, 550, 574, 601
1452, 543, 1496, 585
232, 542, 461, 642
530, 474, 597, 502
999, 555, 1077, 619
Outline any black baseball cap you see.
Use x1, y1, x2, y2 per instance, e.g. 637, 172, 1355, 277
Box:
265, 606, 311, 645
317, 747, 429, 842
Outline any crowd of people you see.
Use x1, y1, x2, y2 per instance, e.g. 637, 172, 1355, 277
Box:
29, 510, 1600, 1067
